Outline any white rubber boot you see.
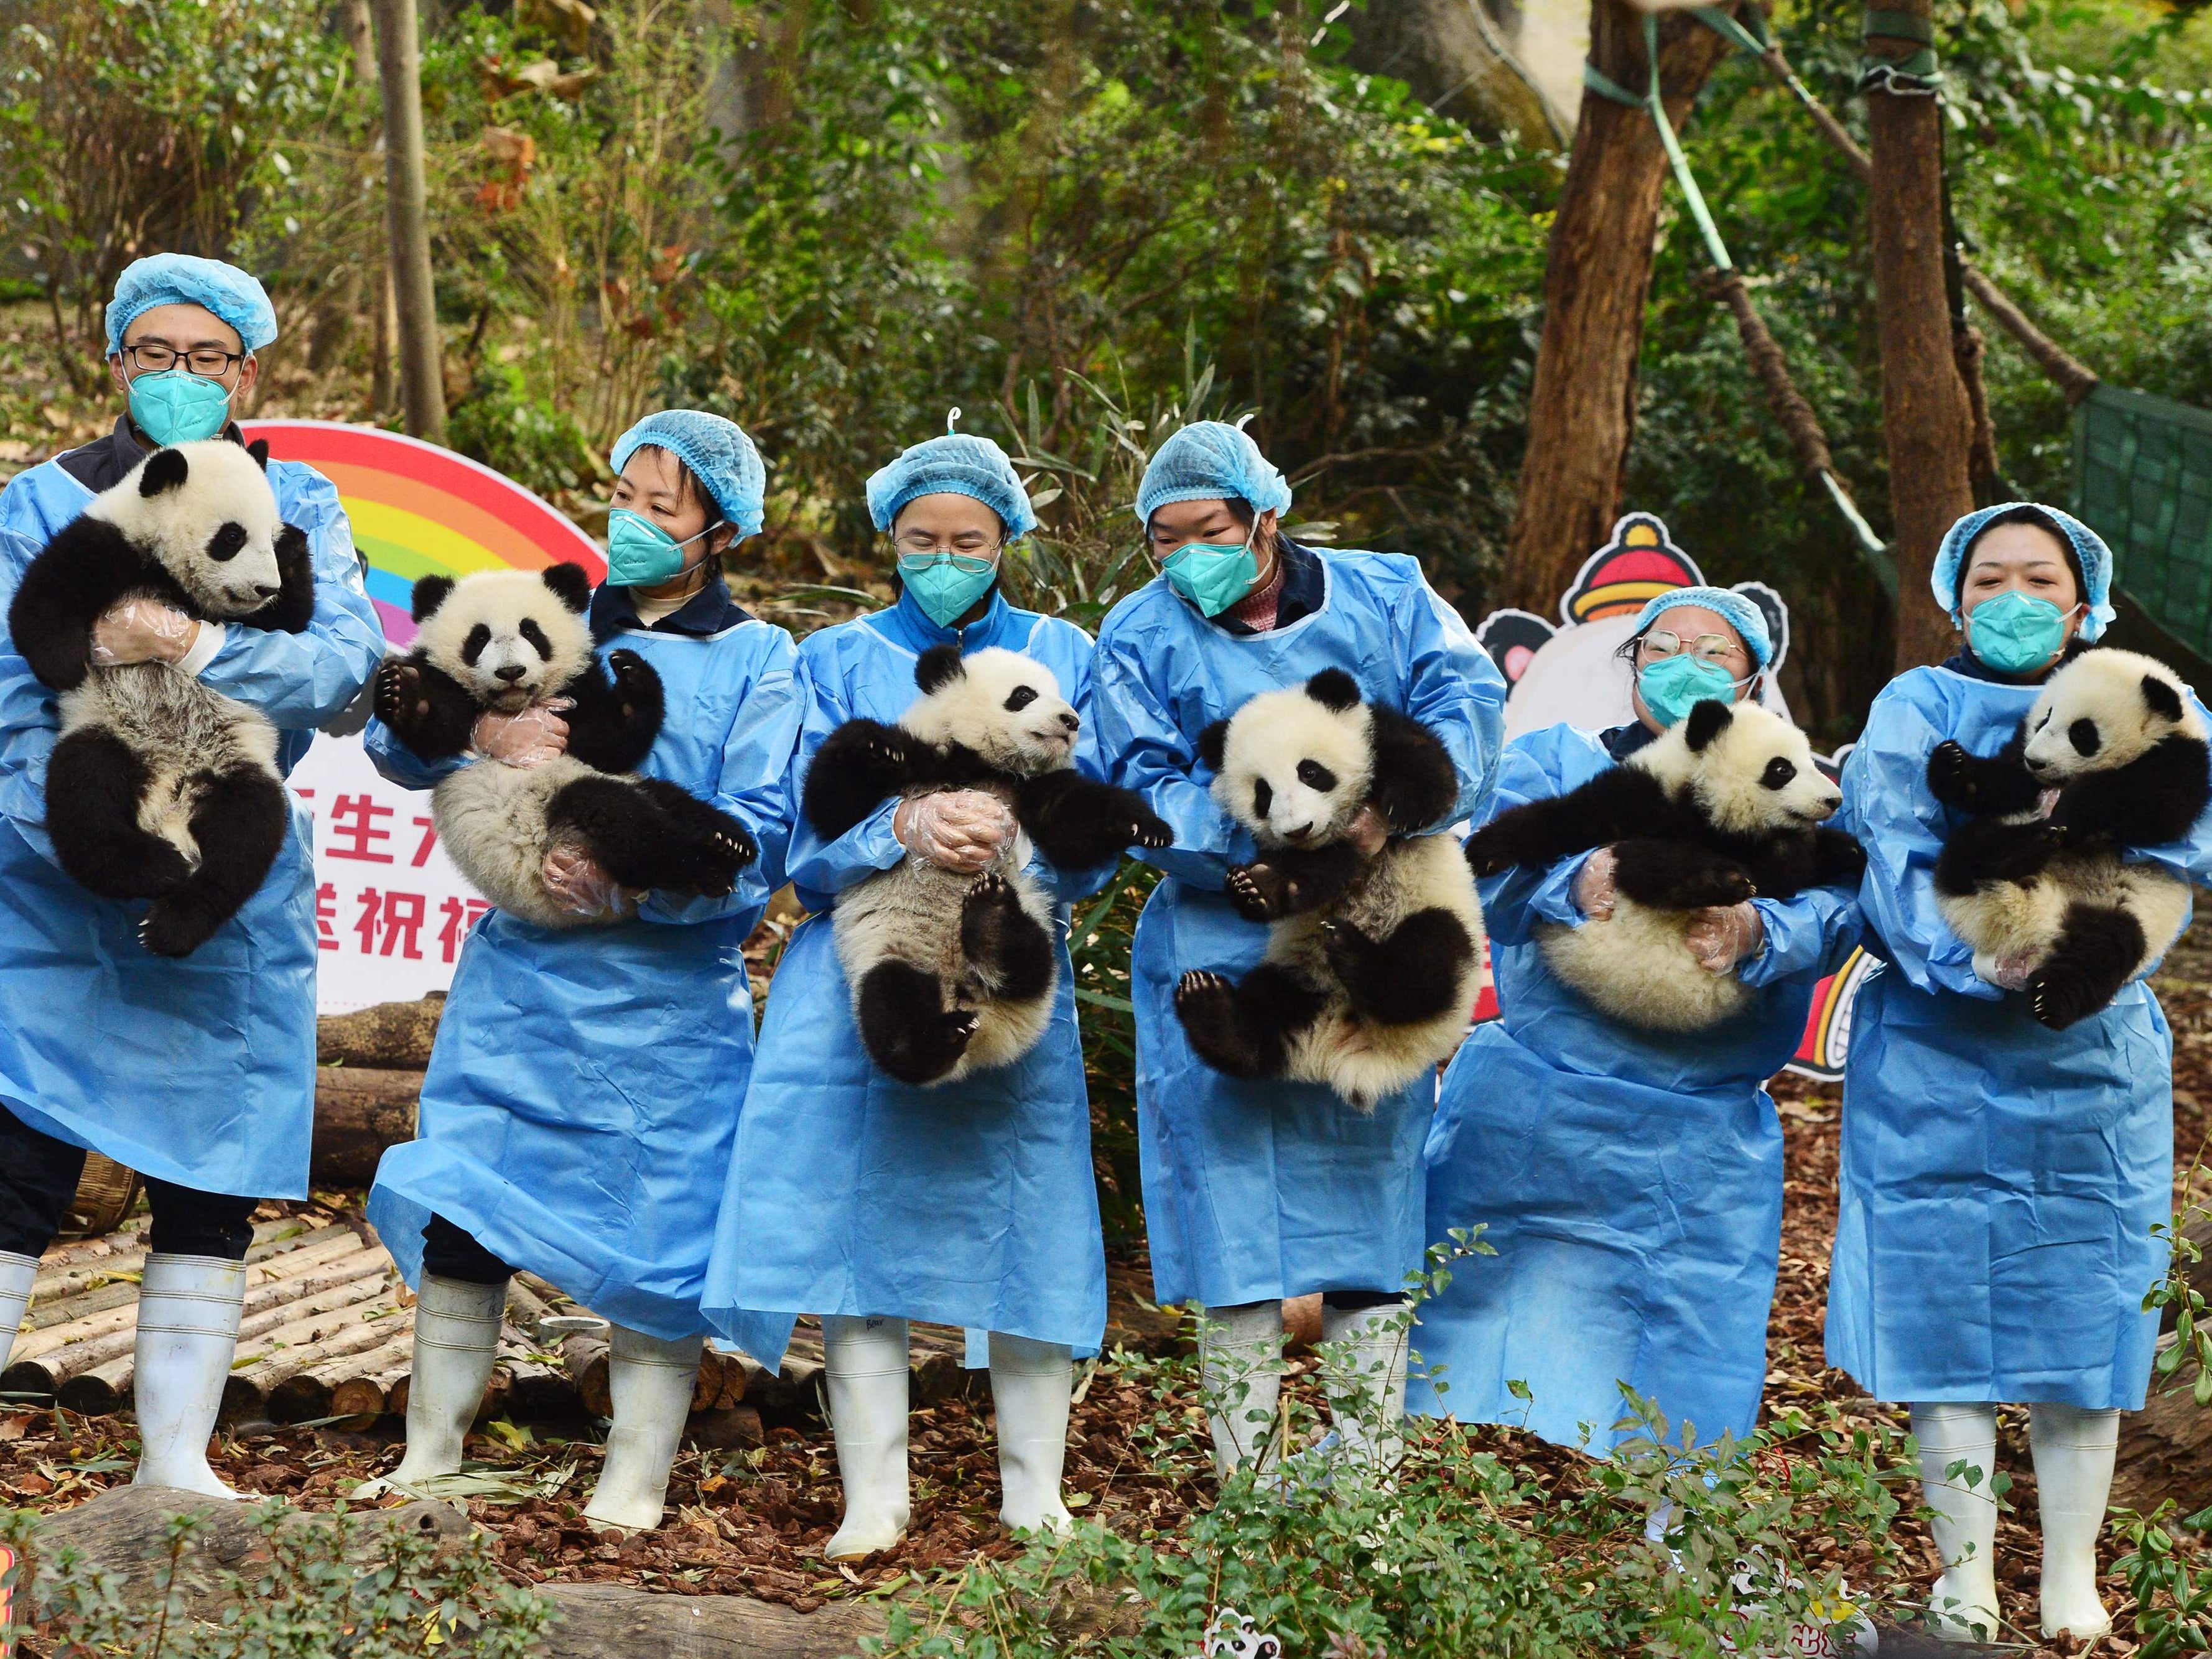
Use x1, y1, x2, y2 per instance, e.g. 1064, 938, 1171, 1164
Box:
0, 1250, 40, 1373
353, 1275, 507, 1499
1912, 1402, 2002, 1642
822, 1315, 911, 1559
2030, 1401, 2118, 1641
131, 1254, 246, 1499
990, 1331, 1074, 1535
1201, 1300, 1283, 1479
583, 1326, 703, 1533
1319, 1301, 1408, 1479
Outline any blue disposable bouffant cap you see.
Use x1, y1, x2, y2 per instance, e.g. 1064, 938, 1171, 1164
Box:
106, 254, 279, 355
1933, 501, 2116, 642
866, 424, 1038, 539
611, 410, 768, 537
1133, 420, 1293, 525
1632, 585, 1775, 670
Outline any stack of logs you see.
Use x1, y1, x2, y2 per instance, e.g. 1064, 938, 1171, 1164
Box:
309, 993, 443, 1187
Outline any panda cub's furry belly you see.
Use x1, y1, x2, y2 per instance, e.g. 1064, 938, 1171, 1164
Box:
434, 756, 627, 931
1537, 903, 1751, 1033
832, 805, 1058, 1080
62, 664, 279, 866
1939, 846, 2190, 989
1263, 833, 1483, 1110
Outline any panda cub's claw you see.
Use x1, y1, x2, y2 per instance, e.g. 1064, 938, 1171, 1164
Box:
1226, 863, 1293, 922
373, 659, 430, 729
1128, 809, 1172, 850
1175, 969, 1235, 1025
1926, 740, 1979, 808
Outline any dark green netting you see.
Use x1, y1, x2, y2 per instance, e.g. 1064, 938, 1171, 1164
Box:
2074, 383, 2212, 658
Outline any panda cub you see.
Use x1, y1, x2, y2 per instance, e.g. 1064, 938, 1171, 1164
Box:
1462, 699, 1862, 1032
8, 439, 314, 957
1174, 668, 1482, 1112
1928, 647, 2210, 1029
373, 566, 756, 928
804, 644, 1171, 1087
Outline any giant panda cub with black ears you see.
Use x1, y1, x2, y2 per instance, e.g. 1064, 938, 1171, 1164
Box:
803, 644, 1171, 1087
373, 565, 756, 927
1462, 698, 1862, 1031
8, 439, 315, 957
1174, 668, 1484, 1112
1929, 647, 2210, 1029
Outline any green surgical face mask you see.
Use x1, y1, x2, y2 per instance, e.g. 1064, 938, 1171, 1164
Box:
898, 551, 998, 628
128, 369, 233, 446
1161, 527, 1260, 617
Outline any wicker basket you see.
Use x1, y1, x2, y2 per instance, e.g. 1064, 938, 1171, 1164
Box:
60, 1153, 141, 1240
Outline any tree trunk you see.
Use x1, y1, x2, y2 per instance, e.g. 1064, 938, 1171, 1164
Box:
1501, 1, 1740, 613
310, 1067, 422, 1187
1344, 0, 1568, 147
341, 0, 397, 418
1864, 2, 1974, 671
371, 0, 447, 443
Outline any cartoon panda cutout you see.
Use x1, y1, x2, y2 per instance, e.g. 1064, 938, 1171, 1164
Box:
372, 565, 758, 927
1930, 647, 2211, 1028
8, 439, 317, 956
802, 644, 1171, 1087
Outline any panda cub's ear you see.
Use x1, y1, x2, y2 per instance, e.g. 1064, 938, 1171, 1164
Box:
1304, 668, 1361, 712
411, 575, 456, 623
542, 562, 592, 615
139, 448, 190, 498
1197, 719, 1230, 773
2142, 674, 2185, 725
246, 439, 271, 472
1683, 699, 1735, 753
916, 644, 965, 694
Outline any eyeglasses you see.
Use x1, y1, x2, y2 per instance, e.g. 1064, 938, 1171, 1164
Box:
1640, 630, 1743, 666
123, 342, 245, 377
893, 532, 999, 564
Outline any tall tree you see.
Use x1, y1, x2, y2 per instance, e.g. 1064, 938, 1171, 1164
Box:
371, 0, 445, 442
1863, 0, 1973, 669
1501, 1, 1739, 613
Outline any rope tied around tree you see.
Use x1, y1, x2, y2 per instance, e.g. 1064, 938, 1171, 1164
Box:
1859, 6, 1944, 96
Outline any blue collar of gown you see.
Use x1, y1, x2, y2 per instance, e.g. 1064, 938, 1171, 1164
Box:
868, 585, 1032, 654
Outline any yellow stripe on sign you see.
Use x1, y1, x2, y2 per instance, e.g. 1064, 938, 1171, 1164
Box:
343, 498, 508, 579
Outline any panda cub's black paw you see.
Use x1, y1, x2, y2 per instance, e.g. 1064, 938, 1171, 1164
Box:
1128, 807, 1172, 850
1176, 969, 1235, 1026
138, 895, 224, 958
1926, 740, 1980, 809
608, 648, 654, 704
1226, 862, 1294, 922
374, 659, 430, 730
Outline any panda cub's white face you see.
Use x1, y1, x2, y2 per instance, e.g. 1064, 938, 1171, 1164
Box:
901, 647, 1080, 775
2022, 648, 2205, 781
415, 569, 595, 712
1636, 699, 1840, 835
1212, 686, 1375, 847
93, 440, 286, 620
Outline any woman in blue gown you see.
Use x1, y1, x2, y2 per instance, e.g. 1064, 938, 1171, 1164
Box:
1829, 504, 2212, 1642
702, 429, 1113, 1559
1413, 590, 1860, 1474
358, 411, 802, 1533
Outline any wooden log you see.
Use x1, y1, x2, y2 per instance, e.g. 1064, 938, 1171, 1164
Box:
221, 1304, 404, 1421
562, 1331, 612, 1420
685, 1405, 764, 1449
316, 993, 444, 1069
30, 1217, 320, 1305
328, 1332, 422, 1426
30, 1257, 394, 1408
504, 1276, 554, 1341
310, 1068, 421, 1188
382, 1354, 510, 1423
277, 1325, 419, 1423
690, 1345, 727, 1414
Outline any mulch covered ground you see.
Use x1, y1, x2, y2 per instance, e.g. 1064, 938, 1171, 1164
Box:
3, 962, 2209, 1648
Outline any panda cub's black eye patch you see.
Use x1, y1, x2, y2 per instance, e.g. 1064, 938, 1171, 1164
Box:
2070, 717, 2101, 757
1296, 760, 1337, 792
518, 619, 552, 659
1004, 685, 1039, 712
461, 623, 491, 666
207, 523, 248, 562
1760, 757, 1797, 790
1253, 778, 1273, 819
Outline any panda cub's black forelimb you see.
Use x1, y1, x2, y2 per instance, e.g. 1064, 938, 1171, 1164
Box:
557, 649, 665, 774
1926, 736, 2044, 818
1462, 767, 1670, 879
1364, 702, 1461, 833
1607, 837, 1756, 911
236, 523, 317, 635
803, 718, 926, 842
7, 516, 172, 693
373, 658, 481, 760
1174, 965, 1331, 1079
1933, 815, 2063, 898
1320, 909, 1477, 1026
1013, 770, 1171, 870
1225, 842, 1365, 923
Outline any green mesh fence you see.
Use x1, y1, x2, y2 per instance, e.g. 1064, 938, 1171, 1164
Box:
2074, 383, 2212, 658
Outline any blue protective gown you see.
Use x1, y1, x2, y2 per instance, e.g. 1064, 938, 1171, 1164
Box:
0, 450, 382, 1198
701, 589, 1114, 1367
1827, 663, 2212, 1411
1408, 722, 1862, 1454
1090, 551, 1506, 1311
364, 583, 801, 1341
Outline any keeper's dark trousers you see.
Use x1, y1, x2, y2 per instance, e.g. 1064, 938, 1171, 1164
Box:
421, 1214, 515, 1286
0, 1103, 258, 1260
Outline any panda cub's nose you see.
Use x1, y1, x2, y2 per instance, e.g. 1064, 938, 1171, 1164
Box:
1059, 711, 1080, 734
253, 583, 282, 600
493, 664, 528, 683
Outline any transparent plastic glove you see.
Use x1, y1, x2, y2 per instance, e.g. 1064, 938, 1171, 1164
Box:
1573, 847, 1620, 921
1685, 901, 1765, 975
90, 599, 200, 667
1981, 947, 2038, 992
472, 699, 572, 767
893, 789, 1015, 875
542, 844, 633, 918
1346, 804, 1389, 857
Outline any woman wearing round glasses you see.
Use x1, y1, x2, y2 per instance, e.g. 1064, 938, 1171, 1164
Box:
702, 424, 1110, 1559
1411, 587, 1862, 1483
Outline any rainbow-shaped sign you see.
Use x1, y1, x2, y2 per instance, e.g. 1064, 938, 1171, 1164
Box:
239, 421, 605, 646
